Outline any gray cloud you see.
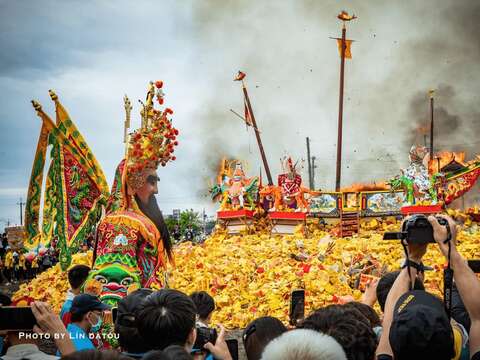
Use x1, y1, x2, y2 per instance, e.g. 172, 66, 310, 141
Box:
1, 0, 479, 228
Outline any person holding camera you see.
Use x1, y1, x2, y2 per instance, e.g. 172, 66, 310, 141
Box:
190, 292, 216, 360
376, 215, 468, 360
136, 289, 232, 359
430, 215, 480, 360
190, 292, 215, 328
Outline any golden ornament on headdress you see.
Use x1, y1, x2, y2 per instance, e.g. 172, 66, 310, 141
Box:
125, 81, 179, 193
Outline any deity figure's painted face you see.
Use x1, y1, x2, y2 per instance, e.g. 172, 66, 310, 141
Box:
87, 264, 141, 306
135, 169, 159, 206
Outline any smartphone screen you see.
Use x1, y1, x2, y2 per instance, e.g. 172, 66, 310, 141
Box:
0, 306, 37, 331
289, 289, 305, 326
225, 339, 239, 360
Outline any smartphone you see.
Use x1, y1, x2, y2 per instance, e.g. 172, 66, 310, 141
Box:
289, 289, 305, 326
225, 339, 239, 360
468, 260, 480, 273
0, 306, 37, 331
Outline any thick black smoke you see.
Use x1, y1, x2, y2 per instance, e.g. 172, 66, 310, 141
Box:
187, 0, 480, 192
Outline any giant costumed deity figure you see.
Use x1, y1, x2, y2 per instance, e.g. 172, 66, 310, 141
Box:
388, 145, 439, 205
87, 81, 179, 305
210, 159, 259, 211
26, 82, 178, 305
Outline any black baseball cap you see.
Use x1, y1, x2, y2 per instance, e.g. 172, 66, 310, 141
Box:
389, 290, 454, 360
71, 294, 110, 315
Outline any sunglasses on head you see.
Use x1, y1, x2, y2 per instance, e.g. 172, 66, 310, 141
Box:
243, 324, 256, 343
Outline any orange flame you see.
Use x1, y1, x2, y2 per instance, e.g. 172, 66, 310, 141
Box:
429, 151, 466, 173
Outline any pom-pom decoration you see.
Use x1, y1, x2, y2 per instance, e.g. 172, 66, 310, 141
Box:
126, 81, 179, 193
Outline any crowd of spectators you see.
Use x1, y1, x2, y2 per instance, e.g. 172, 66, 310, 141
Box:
0, 233, 59, 285
1, 215, 480, 360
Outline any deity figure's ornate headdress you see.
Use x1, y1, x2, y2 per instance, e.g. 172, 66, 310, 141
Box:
409, 145, 428, 165
232, 162, 246, 178
124, 81, 179, 194
280, 156, 303, 175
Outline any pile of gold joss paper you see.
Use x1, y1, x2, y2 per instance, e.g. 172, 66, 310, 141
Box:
13, 252, 92, 311
13, 215, 480, 329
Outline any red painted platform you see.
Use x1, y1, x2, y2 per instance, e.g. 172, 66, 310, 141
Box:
400, 204, 443, 215
217, 209, 254, 219
268, 211, 306, 220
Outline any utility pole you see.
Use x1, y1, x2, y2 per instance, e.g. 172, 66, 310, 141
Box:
17, 198, 26, 226
332, 11, 356, 192
235, 71, 274, 185
429, 90, 435, 159
311, 156, 317, 190
306, 137, 313, 189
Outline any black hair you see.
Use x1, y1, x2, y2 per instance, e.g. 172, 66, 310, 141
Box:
115, 289, 153, 354
190, 291, 215, 321
136, 289, 196, 350
68, 265, 91, 290
299, 304, 377, 360
0, 292, 12, 306
140, 350, 172, 360
135, 194, 173, 261
377, 271, 425, 312
71, 310, 89, 323
163, 345, 192, 360
343, 302, 381, 328
243, 316, 287, 360
61, 350, 132, 360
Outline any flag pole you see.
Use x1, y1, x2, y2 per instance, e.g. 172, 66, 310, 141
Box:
335, 23, 347, 192
333, 11, 356, 192
306, 137, 313, 190
236, 73, 274, 185
429, 90, 435, 159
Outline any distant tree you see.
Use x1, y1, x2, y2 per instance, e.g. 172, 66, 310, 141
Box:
179, 209, 202, 236
164, 215, 178, 235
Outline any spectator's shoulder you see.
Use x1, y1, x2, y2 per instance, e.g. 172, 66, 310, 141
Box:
31, 353, 59, 360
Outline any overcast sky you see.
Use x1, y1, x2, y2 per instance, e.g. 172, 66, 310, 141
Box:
1, 0, 479, 228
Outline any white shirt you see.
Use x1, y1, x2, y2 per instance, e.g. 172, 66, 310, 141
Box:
2, 344, 58, 360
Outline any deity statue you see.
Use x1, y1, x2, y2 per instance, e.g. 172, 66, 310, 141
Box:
87, 81, 178, 305
259, 156, 320, 212
389, 145, 439, 205
210, 159, 259, 211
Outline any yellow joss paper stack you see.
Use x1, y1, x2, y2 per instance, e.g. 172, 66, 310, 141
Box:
13, 217, 480, 329
13, 252, 92, 312
168, 222, 480, 328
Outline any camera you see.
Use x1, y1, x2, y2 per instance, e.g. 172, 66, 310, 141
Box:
383, 214, 448, 244
193, 326, 218, 351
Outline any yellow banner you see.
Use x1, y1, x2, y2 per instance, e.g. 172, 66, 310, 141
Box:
52, 97, 109, 195
336, 39, 352, 59
24, 121, 51, 250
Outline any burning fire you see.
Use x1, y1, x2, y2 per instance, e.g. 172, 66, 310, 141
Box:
428, 151, 466, 173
